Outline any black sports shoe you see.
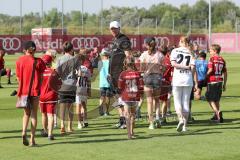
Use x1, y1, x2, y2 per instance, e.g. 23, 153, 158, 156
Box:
98, 105, 104, 116
84, 123, 89, 127
40, 129, 48, 137
10, 90, 17, 96
218, 111, 224, 123
210, 113, 218, 121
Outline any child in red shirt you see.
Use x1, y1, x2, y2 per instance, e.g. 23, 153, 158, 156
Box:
39, 55, 58, 140
118, 57, 144, 139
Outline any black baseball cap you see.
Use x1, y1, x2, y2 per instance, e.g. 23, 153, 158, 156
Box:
23, 41, 36, 51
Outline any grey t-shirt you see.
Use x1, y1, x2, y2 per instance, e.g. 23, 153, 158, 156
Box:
56, 54, 81, 95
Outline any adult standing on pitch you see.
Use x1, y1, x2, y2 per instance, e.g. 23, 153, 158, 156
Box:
170, 36, 198, 132
108, 21, 131, 128
16, 41, 46, 146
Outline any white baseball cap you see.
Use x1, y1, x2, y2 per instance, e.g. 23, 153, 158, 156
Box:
109, 21, 120, 29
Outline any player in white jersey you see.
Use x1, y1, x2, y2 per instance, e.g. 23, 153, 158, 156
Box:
170, 36, 198, 132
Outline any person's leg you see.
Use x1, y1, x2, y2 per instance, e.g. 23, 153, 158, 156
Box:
6, 68, 11, 84
124, 105, 131, 139
130, 106, 136, 138
136, 95, 143, 119
182, 86, 192, 131
145, 86, 154, 128
22, 107, 31, 145
41, 113, 48, 133
47, 113, 54, 138
105, 96, 110, 114
81, 101, 88, 126
172, 86, 184, 132
47, 103, 55, 139
30, 97, 39, 145
67, 103, 74, 132
167, 92, 172, 113
161, 100, 167, 123
59, 103, 66, 132
39, 103, 47, 136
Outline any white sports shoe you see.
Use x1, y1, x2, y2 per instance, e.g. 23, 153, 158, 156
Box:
148, 123, 155, 130
78, 123, 83, 129
176, 121, 184, 132
182, 126, 187, 132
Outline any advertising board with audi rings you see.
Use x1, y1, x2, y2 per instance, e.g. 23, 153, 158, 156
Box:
0, 35, 208, 53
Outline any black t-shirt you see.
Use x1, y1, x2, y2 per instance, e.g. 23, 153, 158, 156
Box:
109, 33, 131, 79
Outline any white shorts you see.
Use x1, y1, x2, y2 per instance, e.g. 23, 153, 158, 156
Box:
76, 95, 87, 104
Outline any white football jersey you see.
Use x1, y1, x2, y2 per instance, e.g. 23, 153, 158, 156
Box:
170, 47, 195, 86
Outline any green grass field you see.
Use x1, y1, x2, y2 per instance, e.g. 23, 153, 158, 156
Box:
0, 53, 239, 160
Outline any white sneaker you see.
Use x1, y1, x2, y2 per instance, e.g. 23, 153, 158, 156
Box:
78, 123, 83, 129
148, 123, 155, 130
182, 126, 187, 132
176, 121, 184, 132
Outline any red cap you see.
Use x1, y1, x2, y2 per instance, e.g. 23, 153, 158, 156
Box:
41, 55, 53, 64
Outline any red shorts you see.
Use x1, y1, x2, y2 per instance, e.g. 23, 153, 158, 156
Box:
40, 103, 56, 114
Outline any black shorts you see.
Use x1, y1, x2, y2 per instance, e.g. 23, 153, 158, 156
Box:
205, 82, 223, 102
100, 87, 112, 97
143, 74, 162, 89
198, 80, 207, 90
58, 94, 75, 104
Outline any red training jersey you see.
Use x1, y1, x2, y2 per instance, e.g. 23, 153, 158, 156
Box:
16, 55, 46, 96
162, 54, 173, 83
118, 70, 144, 102
207, 55, 226, 83
40, 67, 58, 103
0, 57, 4, 70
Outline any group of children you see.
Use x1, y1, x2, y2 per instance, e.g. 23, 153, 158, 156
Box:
15, 37, 226, 142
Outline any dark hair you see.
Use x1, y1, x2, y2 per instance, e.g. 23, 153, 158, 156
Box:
23, 41, 36, 51
199, 50, 206, 59
144, 37, 155, 45
63, 41, 73, 53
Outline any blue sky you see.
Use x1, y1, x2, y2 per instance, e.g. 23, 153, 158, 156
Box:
0, 0, 239, 16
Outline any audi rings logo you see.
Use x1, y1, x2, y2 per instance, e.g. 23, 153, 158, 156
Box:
71, 37, 100, 49
155, 37, 170, 47
0, 37, 21, 51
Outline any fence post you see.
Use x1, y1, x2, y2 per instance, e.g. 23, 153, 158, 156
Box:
81, 0, 84, 35
189, 19, 191, 34
155, 18, 158, 35
236, 19, 239, 51
172, 18, 175, 34
137, 17, 140, 35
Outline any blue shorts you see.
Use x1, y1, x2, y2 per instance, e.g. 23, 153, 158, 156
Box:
143, 74, 162, 89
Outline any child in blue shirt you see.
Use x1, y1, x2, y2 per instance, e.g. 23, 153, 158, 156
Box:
195, 50, 208, 100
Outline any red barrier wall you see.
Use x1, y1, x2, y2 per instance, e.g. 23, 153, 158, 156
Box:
0, 34, 208, 53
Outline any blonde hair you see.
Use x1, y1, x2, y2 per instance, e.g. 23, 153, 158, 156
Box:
179, 36, 191, 47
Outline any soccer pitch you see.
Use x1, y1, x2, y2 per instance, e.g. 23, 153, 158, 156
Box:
0, 53, 239, 160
